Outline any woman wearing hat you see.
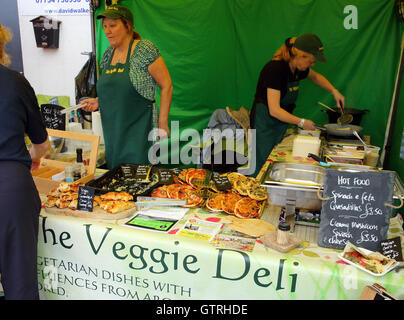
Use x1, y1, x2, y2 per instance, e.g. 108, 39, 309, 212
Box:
250, 33, 345, 176
81, 4, 173, 169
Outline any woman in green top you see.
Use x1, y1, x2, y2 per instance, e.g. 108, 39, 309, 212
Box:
81, 4, 173, 169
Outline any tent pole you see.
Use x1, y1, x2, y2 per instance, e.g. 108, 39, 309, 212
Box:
89, 1, 99, 81
381, 32, 404, 168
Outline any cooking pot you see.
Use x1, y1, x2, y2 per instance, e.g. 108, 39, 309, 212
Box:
322, 107, 369, 126
315, 123, 363, 137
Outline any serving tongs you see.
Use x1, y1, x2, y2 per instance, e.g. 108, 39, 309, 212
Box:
59, 104, 84, 115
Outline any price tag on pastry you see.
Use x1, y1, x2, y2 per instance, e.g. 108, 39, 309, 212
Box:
77, 186, 95, 212
158, 168, 174, 185
211, 172, 232, 191
121, 165, 135, 179
380, 237, 403, 261
135, 165, 152, 182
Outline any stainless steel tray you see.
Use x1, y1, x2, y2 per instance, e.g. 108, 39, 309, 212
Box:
264, 162, 325, 188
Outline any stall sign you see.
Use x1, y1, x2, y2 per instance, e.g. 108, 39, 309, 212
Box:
18, 0, 90, 16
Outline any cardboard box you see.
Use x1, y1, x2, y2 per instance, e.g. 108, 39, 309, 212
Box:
31, 129, 100, 195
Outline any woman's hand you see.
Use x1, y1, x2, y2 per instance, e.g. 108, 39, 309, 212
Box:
331, 89, 345, 109
80, 98, 99, 112
158, 121, 170, 140
302, 119, 316, 130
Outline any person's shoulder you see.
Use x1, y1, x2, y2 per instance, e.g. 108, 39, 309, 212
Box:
132, 39, 160, 64
137, 39, 159, 52
0, 65, 29, 89
264, 60, 288, 73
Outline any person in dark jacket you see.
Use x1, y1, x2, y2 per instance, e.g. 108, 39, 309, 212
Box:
0, 23, 50, 300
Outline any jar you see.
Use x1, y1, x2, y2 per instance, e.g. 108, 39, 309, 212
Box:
64, 165, 74, 183
276, 221, 291, 245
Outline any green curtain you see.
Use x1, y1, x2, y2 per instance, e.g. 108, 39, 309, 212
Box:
95, 0, 403, 171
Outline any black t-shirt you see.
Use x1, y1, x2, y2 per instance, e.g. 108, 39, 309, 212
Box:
253, 59, 310, 111
0, 65, 48, 168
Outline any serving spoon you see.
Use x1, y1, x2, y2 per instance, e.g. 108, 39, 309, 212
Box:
353, 130, 368, 148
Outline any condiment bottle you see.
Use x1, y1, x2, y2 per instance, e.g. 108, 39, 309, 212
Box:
73, 148, 86, 181
64, 165, 74, 183
276, 221, 290, 246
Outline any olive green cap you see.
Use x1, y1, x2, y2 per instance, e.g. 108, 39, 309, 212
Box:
294, 33, 326, 63
96, 4, 133, 24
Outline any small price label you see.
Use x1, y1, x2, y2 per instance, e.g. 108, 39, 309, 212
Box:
77, 186, 95, 212
380, 237, 403, 261
158, 169, 174, 185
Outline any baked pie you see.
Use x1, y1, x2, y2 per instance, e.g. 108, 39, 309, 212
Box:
100, 191, 133, 201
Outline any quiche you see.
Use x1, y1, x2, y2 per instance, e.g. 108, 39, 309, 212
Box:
100, 191, 133, 201
247, 185, 268, 201
221, 192, 243, 215
206, 193, 226, 212
234, 198, 261, 219
100, 200, 136, 214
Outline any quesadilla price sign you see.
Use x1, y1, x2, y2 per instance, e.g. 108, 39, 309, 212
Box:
318, 169, 396, 251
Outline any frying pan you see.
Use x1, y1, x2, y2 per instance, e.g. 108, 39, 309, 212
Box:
315, 123, 363, 137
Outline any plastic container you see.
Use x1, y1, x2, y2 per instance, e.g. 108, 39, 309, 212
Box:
277, 221, 291, 245
364, 145, 380, 167
292, 135, 321, 158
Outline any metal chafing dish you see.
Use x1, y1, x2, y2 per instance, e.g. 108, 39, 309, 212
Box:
261, 162, 404, 213
262, 162, 326, 212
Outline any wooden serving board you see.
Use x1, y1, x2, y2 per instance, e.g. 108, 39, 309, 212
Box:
226, 216, 276, 238
45, 206, 137, 220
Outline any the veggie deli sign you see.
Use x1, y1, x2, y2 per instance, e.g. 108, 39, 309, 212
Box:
19, 0, 90, 16
37, 217, 301, 299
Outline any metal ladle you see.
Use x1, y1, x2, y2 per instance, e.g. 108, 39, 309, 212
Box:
353, 130, 368, 148
337, 105, 353, 125
318, 101, 353, 125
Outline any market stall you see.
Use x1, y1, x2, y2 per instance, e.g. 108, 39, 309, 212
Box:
35, 129, 404, 300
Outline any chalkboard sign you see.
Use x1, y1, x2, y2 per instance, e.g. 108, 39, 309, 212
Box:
158, 168, 174, 185
121, 165, 135, 179
380, 237, 403, 261
40, 104, 65, 130
318, 169, 395, 251
135, 165, 152, 182
77, 186, 95, 212
211, 172, 232, 191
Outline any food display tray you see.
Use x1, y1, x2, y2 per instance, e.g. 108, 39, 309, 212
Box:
338, 248, 399, 277
86, 164, 161, 199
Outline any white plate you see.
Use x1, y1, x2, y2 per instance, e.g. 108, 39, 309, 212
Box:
338, 253, 399, 277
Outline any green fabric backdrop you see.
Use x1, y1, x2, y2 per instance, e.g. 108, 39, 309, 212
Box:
94, 0, 403, 173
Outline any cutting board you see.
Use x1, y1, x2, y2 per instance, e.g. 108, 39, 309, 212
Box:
45, 206, 137, 220
226, 216, 275, 237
